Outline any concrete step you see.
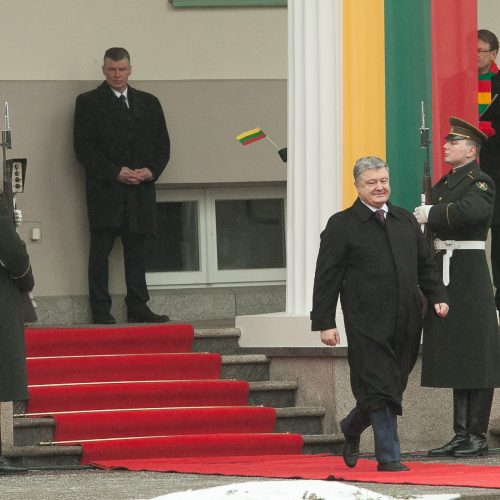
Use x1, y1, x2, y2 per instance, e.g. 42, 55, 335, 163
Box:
221, 354, 269, 381
193, 327, 241, 354
302, 433, 344, 455
14, 405, 326, 449
14, 417, 54, 447
5, 434, 343, 468
248, 380, 298, 407
4, 444, 82, 467
274, 407, 325, 435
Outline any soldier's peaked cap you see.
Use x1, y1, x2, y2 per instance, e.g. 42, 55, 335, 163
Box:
445, 116, 488, 145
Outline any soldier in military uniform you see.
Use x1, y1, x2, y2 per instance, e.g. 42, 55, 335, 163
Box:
0, 190, 34, 473
414, 117, 500, 457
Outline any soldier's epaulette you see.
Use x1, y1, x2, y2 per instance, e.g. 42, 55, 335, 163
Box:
466, 170, 491, 191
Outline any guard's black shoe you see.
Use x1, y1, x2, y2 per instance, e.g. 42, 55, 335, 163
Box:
92, 312, 116, 324
427, 434, 468, 457
342, 435, 360, 468
453, 435, 488, 457
377, 461, 409, 472
0, 457, 28, 474
127, 305, 169, 323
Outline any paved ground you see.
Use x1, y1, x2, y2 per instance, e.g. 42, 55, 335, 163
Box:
2, 453, 500, 500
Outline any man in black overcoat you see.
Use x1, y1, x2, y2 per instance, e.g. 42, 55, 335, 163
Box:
414, 117, 500, 457
311, 156, 449, 472
74, 47, 170, 324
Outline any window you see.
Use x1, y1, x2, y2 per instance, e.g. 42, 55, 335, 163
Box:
145, 186, 286, 288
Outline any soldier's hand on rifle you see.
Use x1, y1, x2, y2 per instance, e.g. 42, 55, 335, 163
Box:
413, 205, 433, 224
14, 209, 22, 227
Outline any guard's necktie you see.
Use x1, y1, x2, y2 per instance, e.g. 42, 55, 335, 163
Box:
118, 94, 129, 110
374, 208, 386, 226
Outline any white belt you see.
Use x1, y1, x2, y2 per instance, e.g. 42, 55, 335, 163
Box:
433, 239, 485, 286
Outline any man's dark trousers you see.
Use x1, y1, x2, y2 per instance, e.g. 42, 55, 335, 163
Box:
88, 227, 149, 315
341, 405, 401, 463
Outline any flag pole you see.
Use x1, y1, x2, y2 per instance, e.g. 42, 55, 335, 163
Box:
265, 135, 280, 151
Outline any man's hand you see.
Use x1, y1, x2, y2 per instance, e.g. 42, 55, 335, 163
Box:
434, 303, 449, 318
134, 168, 154, 182
413, 205, 433, 224
320, 328, 340, 346
117, 167, 143, 185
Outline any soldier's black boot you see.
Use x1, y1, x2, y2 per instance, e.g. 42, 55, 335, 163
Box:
453, 388, 493, 457
428, 389, 469, 457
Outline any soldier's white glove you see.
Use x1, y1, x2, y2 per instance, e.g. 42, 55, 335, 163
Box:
14, 209, 22, 227
413, 205, 433, 224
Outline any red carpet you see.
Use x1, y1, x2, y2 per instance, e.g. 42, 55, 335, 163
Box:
25, 325, 194, 356
49, 407, 279, 441
28, 380, 251, 413
80, 434, 304, 464
91, 454, 500, 489
24, 324, 304, 464
27, 353, 222, 384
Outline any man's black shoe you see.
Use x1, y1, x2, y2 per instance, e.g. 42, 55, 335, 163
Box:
0, 457, 28, 474
127, 305, 169, 323
377, 461, 409, 472
342, 435, 360, 468
427, 434, 468, 457
92, 312, 116, 324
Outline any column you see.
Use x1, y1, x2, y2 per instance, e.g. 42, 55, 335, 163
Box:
237, 0, 344, 346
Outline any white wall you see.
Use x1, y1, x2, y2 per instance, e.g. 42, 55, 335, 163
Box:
478, 0, 500, 38
0, 0, 286, 80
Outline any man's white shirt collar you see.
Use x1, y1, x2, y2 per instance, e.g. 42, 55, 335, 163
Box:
361, 200, 388, 214
111, 88, 128, 100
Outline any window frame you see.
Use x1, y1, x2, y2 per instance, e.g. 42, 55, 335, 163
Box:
146, 186, 286, 289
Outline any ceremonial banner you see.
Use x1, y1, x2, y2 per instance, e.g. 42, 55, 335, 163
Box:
342, 0, 477, 210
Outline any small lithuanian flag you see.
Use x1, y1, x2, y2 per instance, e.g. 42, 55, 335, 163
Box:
236, 127, 267, 145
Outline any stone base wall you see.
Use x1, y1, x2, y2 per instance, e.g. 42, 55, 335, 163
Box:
30, 285, 285, 326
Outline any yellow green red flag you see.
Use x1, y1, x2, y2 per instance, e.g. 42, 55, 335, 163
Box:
236, 128, 267, 145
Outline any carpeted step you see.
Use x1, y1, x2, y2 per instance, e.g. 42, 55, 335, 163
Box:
221, 354, 269, 381
37, 406, 277, 443
28, 380, 250, 413
78, 432, 304, 464
25, 324, 194, 357
27, 353, 222, 385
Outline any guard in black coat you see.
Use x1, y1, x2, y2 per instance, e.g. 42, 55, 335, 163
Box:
414, 117, 500, 457
74, 47, 170, 324
312, 156, 448, 472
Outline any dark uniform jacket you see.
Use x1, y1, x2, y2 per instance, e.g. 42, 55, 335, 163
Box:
422, 160, 500, 388
73, 82, 170, 234
0, 191, 34, 401
311, 198, 447, 415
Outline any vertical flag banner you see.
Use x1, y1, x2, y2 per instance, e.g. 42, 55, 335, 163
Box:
341, 0, 477, 211
342, 0, 386, 207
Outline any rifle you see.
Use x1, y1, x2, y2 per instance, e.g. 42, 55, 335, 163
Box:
1, 102, 37, 323
419, 101, 434, 254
